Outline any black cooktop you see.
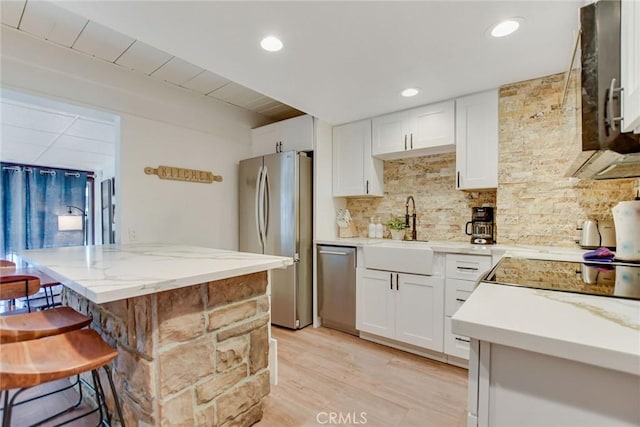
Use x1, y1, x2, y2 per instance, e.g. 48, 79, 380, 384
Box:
483, 257, 640, 300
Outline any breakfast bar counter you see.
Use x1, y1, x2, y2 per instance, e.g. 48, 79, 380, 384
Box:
19, 243, 293, 426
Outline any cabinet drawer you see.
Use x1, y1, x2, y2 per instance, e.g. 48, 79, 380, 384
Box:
445, 278, 475, 316
446, 254, 491, 281
444, 316, 470, 360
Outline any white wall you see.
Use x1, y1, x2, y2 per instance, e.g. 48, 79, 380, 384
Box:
313, 119, 346, 241
1, 27, 268, 249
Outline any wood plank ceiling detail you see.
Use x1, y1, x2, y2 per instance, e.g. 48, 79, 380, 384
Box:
0, 0, 302, 122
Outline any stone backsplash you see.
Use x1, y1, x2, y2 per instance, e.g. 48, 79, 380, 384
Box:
347, 72, 639, 245
347, 154, 496, 242
497, 73, 639, 246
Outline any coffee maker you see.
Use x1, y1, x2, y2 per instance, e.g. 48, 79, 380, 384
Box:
465, 207, 495, 245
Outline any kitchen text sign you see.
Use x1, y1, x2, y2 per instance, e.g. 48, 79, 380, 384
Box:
144, 165, 223, 184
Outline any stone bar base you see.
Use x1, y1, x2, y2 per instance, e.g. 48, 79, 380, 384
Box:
63, 271, 271, 426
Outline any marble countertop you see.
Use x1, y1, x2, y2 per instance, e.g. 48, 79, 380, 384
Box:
452, 282, 640, 376
315, 238, 587, 260
19, 243, 293, 304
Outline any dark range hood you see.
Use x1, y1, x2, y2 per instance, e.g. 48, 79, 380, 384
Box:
567, 0, 640, 180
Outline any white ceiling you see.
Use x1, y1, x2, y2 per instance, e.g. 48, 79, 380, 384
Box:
0, 91, 117, 172
48, 0, 584, 125
0, 0, 303, 122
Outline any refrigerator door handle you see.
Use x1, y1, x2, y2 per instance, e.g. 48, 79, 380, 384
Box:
262, 166, 270, 240
255, 165, 265, 248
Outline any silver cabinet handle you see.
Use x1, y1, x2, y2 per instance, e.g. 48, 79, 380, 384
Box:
390, 273, 393, 290
396, 273, 399, 291
455, 337, 470, 344
606, 78, 623, 132
318, 250, 351, 256
455, 298, 466, 303
457, 266, 479, 271
404, 134, 407, 150
410, 133, 413, 149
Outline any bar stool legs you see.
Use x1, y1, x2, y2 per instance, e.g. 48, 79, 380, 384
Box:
2, 365, 125, 427
0, 329, 126, 427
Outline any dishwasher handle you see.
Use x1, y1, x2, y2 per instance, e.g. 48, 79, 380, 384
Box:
318, 250, 352, 256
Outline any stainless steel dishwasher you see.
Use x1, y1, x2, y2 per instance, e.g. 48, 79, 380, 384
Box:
317, 245, 357, 335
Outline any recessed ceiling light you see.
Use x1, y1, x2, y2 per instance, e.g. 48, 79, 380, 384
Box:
260, 36, 283, 52
490, 19, 521, 38
401, 88, 419, 97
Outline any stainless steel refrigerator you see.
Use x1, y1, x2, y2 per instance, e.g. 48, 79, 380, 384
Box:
239, 151, 312, 329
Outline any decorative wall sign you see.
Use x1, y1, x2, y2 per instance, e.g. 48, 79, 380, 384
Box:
144, 165, 223, 184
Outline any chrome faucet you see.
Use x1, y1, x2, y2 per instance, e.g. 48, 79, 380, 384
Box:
405, 195, 417, 241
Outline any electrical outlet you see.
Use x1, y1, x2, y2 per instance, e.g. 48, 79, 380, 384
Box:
128, 227, 136, 241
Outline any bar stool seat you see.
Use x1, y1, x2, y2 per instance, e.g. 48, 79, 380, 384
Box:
1, 329, 125, 426
0, 307, 92, 344
0, 329, 117, 389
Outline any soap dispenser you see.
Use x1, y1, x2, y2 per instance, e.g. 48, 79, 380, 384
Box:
368, 217, 376, 239
375, 217, 384, 239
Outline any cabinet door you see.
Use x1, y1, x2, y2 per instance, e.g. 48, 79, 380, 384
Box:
251, 122, 282, 156
456, 90, 498, 190
332, 120, 383, 197
446, 254, 492, 281
371, 111, 410, 157
356, 268, 395, 339
444, 316, 470, 360
621, 0, 640, 133
281, 114, 314, 152
445, 278, 476, 317
395, 273, 444, 351
410, 100, 455, 150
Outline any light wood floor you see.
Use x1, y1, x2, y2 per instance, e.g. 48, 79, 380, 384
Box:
2, 379, 99, 427
6, 326, 468, 426
258, 326, 468, 427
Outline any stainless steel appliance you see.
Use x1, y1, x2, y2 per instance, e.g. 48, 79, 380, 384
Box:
567, 0, 640, 180
101, 178, 115, 244
465, 207, 494, 245
577, 219, 616, 249
239, 151, 312, 329
482, 257, 640, 300
317, 245, 357, 335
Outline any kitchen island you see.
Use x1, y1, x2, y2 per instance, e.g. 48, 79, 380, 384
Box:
453, 271, 640, 426
20, 243, 293, 426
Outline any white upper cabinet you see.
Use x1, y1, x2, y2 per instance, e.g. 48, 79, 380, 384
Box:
621, 0, 640, 133
332, 120, 384, 197
371, 110, 410, 156
455, 90, 499, 190
372, 100, 455, 160
251, 114, 314, 156
410, 101, 456, 151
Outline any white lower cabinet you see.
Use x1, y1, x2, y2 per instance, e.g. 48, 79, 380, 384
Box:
444, 317, 470, 359
444, 254, 491, 360
356, 267, 444, 352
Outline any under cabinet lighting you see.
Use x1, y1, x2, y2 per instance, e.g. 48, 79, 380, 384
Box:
260, 36, 283, 52
401, 88, 419, 97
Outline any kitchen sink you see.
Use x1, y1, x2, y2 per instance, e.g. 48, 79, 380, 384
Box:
362, 240, 434, 275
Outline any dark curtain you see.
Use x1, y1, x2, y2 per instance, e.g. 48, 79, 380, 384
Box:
1, 164, 87, 259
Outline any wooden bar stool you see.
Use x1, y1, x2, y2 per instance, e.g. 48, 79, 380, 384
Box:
0, 275, 39, 314
0, 275, 95, 422
0, 329, 126, 427
0, 275, 92, 343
